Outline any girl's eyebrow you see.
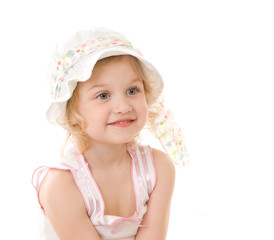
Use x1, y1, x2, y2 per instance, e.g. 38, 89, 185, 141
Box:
128, 78, 143, 85
88, 78, 142, 92
88, 83, 107, 91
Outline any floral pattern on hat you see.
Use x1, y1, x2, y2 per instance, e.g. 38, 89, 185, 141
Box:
51, 35, 133, 100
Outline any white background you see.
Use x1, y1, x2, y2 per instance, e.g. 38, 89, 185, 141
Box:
0, 0, 273, 239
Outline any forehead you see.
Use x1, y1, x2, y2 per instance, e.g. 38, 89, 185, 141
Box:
78, 55, 143, 90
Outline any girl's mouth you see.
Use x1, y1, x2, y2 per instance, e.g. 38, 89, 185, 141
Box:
108, 119, 135, 128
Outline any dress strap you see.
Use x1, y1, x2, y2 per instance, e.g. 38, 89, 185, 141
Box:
128, 145, 157, 196
139, 145, 157, 195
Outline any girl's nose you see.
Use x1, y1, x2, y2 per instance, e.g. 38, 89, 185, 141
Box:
112, 96, 132, 114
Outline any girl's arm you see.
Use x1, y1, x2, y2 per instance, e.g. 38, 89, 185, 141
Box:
39, 169, 101, 240
135, 148, 176, 240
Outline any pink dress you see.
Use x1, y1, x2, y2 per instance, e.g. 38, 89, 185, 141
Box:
32, 144, 157, 240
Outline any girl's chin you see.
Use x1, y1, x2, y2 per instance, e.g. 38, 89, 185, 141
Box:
88, 136, 136, 146
86, 125, 144, 146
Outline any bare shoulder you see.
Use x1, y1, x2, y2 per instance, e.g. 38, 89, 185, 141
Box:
39, 169, 86, 215
152, 148, 176, 183
38, 170, 100, 239
40, 168, 75, 192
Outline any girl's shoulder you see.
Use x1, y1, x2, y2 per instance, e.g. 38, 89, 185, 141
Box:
36, 168, 100, 239
132, 144, 175, 178
39, 168, 85, 215
151, 147, 176, 185
39, 168, 75, 204
32, 147, 85, 215
151, 147, 175, 169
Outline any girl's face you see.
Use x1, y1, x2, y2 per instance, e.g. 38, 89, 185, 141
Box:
76, 56, 148, 146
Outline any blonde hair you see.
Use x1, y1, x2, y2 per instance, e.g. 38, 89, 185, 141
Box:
63, 55, 162, 153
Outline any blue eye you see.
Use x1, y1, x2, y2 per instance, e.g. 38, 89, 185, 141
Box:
127, 88, 138, 95
97, 92, 110, 99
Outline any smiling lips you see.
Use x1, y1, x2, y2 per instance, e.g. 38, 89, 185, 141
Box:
108, 118, 135, 128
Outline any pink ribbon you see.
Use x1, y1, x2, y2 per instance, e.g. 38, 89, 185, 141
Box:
111, 216, 143, 234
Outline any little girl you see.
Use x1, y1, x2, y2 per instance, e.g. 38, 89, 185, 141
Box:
32, 28, 189, 240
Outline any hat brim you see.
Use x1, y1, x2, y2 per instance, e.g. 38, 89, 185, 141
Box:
46, 46, 164, 126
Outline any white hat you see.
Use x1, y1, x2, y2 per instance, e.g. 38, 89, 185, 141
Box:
46, 28, 164, 126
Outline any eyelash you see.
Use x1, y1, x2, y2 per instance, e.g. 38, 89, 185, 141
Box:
96, 87, 140, 100
126, 87, 140, 95
96, 92, 110, 100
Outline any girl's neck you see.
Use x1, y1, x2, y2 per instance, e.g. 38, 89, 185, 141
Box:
83, 142, 130, 170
